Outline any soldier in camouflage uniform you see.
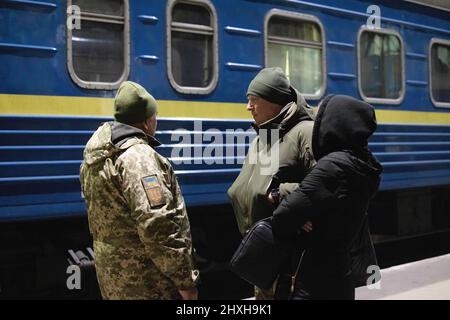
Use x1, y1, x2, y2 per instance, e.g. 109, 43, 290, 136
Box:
80, 81, 199, 300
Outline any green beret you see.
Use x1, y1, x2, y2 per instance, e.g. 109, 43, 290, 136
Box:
246, 67, 294, 107
114, 81, 158, 124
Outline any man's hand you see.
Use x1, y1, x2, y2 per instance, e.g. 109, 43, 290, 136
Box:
267, 188, 280, 205
301, 221, 313, 233
267, 192, 275, 204
179, 287, 198, 300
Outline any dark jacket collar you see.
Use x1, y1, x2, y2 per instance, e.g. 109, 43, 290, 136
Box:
252, 88, 315, 137
111, 121, 161, 148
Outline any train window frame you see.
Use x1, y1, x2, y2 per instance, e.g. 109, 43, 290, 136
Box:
166, 0, 219, 95
357, 26, 405, 105
66, 0, 130, 90
429, 38, 450, 109
264, 9, 327, 101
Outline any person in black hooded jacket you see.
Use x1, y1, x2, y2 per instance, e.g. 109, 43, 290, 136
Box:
272, 94, 383, 300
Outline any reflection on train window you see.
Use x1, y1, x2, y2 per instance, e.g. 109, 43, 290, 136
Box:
266, 13, 324, 99
68, 0, 129, 89
169, 0, 217, 94
73, 0, 124, 16
359, 30, 404, 103
430, 41, 450, 106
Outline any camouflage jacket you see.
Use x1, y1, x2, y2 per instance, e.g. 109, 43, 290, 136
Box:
80, 122, 199, 299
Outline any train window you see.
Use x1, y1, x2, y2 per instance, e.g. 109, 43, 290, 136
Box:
358, 27, 404, 104
167, 0, 218, 94
67, 0, 130, 90
265, 10, 326, 100
430, 39, 450, 108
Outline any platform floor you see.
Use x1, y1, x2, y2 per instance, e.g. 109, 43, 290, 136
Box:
356, 253, 450, 300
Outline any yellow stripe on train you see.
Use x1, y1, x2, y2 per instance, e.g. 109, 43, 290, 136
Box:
0, 94, 251, 119
1, 94, 450, 125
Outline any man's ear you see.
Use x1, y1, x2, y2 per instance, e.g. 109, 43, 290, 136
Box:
141, 119, 150, 132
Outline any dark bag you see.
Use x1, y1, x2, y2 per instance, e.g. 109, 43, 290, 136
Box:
350, 215, 379, 288
229, 218, 286, 290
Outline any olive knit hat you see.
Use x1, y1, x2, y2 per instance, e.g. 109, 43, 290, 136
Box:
246, 67, 294, 107
114, 81, 158, 124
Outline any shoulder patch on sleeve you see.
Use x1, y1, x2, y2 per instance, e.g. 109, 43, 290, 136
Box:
141, 175, 166, 208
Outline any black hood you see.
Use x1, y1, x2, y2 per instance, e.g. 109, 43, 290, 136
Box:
312, 95, 377, 161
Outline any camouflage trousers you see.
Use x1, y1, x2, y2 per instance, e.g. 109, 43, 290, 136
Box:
94, 241, 180, 300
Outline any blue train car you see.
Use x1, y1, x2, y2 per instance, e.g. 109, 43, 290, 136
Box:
0, 0, 449, 298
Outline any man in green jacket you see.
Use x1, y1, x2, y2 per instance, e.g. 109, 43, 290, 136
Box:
228, 67, 315, 299
80, 81, 199, 299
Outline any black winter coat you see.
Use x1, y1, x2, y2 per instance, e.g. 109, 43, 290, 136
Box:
272, 95, 383, 300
